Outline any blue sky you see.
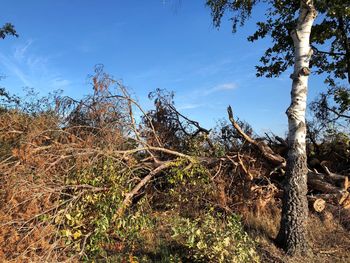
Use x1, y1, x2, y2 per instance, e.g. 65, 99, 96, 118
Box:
0, 0, 326, 136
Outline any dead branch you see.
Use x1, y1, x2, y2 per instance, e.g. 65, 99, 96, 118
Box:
116, 161, 174, 216
237, 154, 253, 181
227, 106, 286, 166
275, 136, 288, 147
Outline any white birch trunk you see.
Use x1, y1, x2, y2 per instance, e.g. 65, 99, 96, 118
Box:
288, 1, 316, 150
276, 0, 317, 255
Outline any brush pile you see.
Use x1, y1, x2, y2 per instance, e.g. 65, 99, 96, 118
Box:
0, 67, 349, 262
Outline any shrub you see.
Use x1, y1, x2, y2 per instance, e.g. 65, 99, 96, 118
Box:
170, 213, 259, 263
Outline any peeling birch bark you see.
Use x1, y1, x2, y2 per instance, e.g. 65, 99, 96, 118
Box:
276, 0, 317, 256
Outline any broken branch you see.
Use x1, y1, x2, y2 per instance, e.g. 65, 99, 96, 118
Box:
227, 106, 286, 166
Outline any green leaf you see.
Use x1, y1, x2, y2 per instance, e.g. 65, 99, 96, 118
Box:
65, 214, 72, 221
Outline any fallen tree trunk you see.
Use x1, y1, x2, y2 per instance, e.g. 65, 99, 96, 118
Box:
320, 162, 349, 190
313, 192, 350, 206
307, 171, 348, 195
226, 106, 349, 197
307, 172, 344, 194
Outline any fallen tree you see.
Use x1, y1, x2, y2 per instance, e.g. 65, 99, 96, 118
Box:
0, 68, 349, 262
226, 106, 350, 213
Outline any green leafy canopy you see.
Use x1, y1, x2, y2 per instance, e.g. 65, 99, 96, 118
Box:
0, 23, 18, 39
206, 0, 350, 83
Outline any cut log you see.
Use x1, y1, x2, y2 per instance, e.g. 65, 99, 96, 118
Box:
312, 192, 350, 206
308, 196, 326, 212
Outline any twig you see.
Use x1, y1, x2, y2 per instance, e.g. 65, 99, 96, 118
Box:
237, 154, 253, 181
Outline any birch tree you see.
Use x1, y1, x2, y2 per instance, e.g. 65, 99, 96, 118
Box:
276, 1, 316, 255
209, 1, 350, 126
206, 0, 318, 256
247, 0, 350, 128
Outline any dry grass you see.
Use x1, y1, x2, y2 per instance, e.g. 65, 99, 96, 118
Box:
242, 202, 350, 263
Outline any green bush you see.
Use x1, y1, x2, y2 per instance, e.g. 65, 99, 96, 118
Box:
170, 213, 259, 263
55, 155, 259, 262
57, 157, 155, 260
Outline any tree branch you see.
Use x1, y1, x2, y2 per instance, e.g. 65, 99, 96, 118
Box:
227, 106, 286, 166
116, 161, 174, 216
311, 45, 345, 57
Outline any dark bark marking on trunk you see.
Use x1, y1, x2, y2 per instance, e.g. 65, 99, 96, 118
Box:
276, 143, 309, 256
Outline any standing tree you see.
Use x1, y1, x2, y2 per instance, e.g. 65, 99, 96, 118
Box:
208, 0, 350, 127
246, 0, 350, 130
206, 0, 319, 256
275, 2, 316, 255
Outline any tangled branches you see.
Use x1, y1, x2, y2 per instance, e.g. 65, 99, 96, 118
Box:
0, 67, 278, 262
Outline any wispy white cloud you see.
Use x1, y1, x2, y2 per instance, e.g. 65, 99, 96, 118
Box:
0, 53, 33, 86
26, 56, 49, 72
177, 103, 203, 110
213, 82, 237, 91
14, 39, 33, 61
203, 82, 238, 95
174, 82, 237, 113
0, 40, 71, 91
